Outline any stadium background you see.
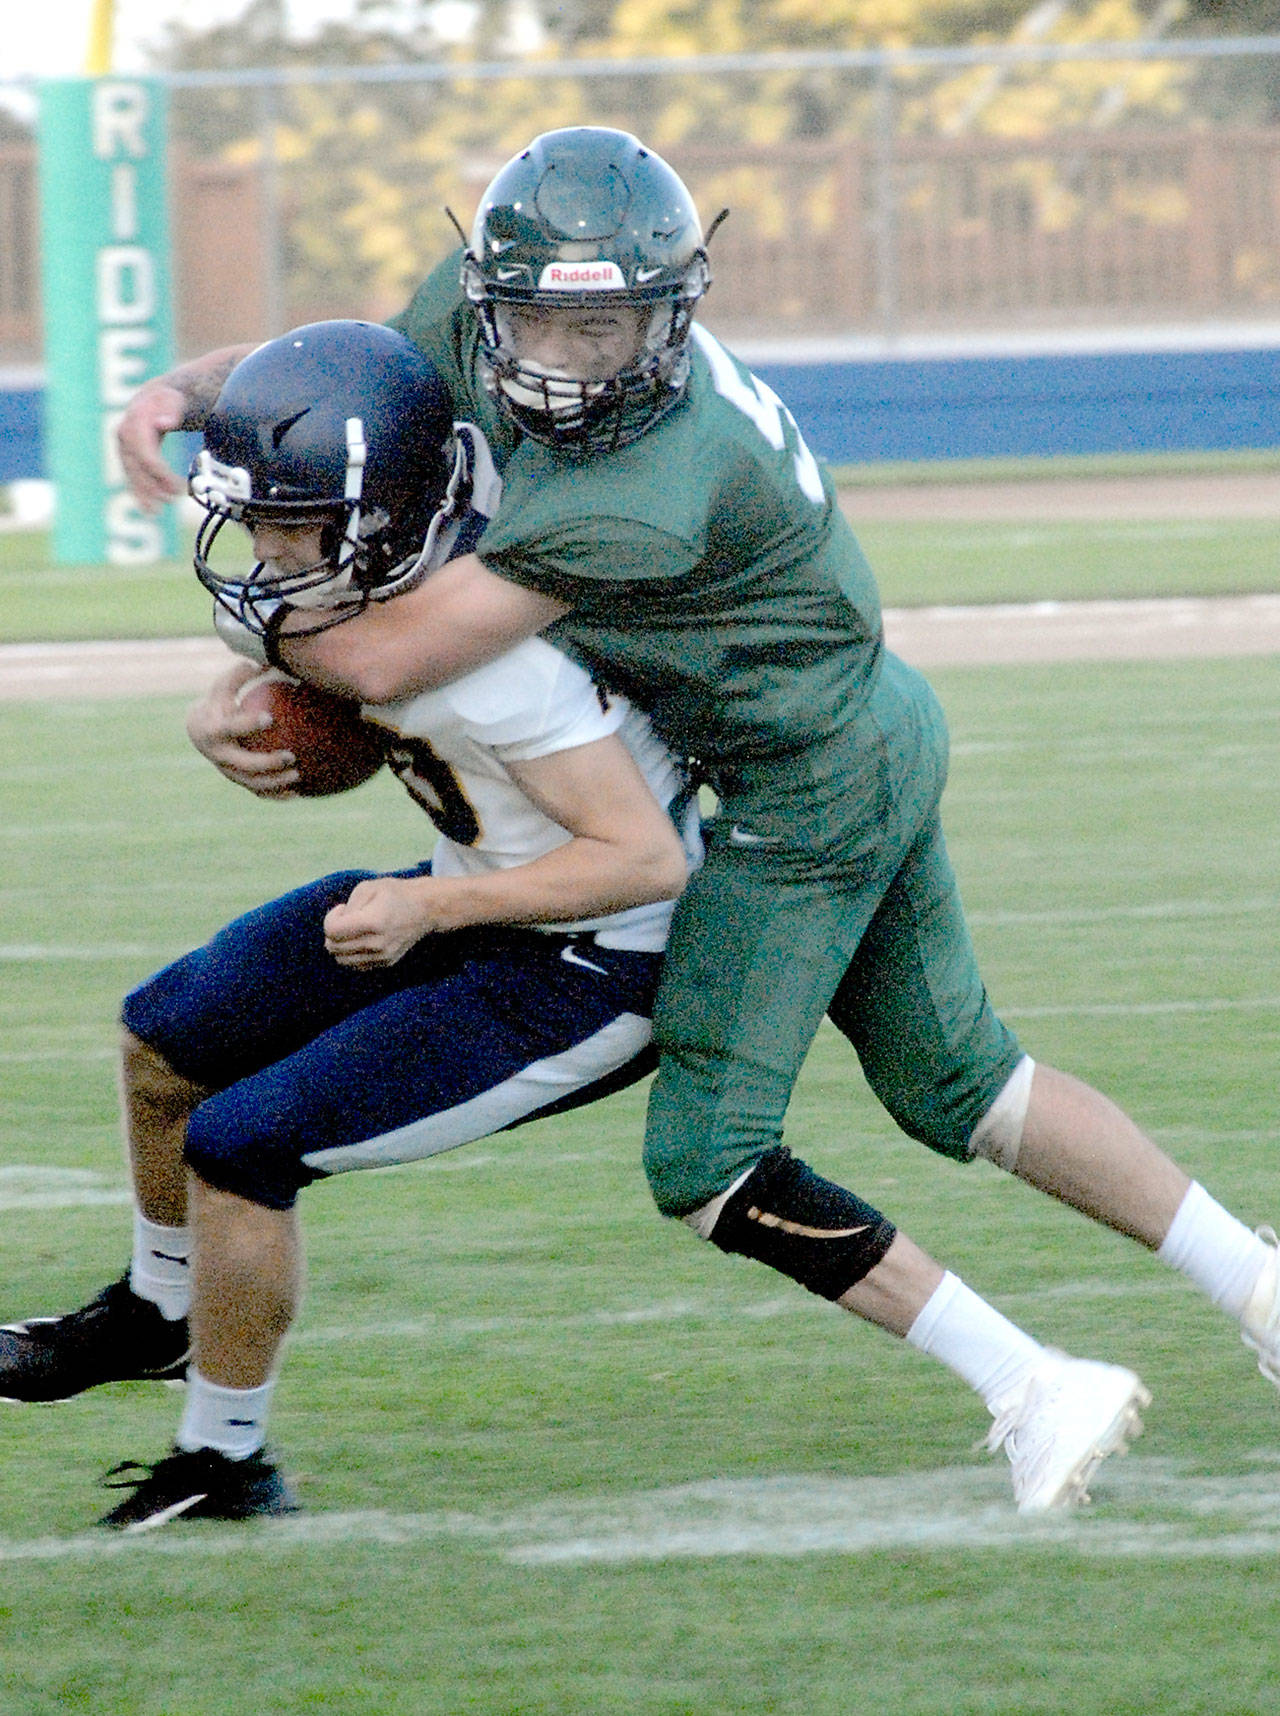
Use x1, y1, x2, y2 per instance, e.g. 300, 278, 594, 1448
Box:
5, 29, 1280, 483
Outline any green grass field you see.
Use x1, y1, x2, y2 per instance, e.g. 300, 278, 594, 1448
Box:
4, 460, 1280, 641
4, 638, 1280, 1711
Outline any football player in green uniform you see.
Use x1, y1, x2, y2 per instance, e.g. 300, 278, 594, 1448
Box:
119, 127, 1280, 1514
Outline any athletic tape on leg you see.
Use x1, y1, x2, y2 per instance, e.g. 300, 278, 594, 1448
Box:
970, 1054, 1035, 1172
696, 1147, 896, 1301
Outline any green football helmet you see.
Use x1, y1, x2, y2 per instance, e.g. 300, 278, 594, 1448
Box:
463, 127, 710, 453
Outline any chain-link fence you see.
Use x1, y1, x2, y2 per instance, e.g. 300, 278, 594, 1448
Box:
5, 34, 1280, 364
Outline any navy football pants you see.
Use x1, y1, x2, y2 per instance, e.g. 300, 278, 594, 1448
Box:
122, 867, 663, 1210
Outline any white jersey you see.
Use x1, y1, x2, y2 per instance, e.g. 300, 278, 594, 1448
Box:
362, 636, 702, 952
211, 421, 700, 954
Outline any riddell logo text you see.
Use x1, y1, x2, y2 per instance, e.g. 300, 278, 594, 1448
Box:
538, 261, 626, 290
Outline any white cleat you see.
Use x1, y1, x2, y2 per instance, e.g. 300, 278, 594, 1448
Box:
1239, 1226, 1280, 1387
986, 1352, 1150, 1514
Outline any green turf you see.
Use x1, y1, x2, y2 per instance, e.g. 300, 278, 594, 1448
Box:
0, 530, 210, 641
5, 458, 1280, 640
3, 656, 1280, 1712
859, 514, 1280, 607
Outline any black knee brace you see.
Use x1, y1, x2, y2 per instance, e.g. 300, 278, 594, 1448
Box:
707, 1147, 896, 1301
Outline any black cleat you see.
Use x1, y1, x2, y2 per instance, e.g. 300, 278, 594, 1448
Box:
0, 1274, 189, 1402
98, 1445, 300, 1531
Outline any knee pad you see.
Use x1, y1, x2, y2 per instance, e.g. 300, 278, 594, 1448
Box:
684, 1147, 896, 1301
970, 1054, 1035, 1172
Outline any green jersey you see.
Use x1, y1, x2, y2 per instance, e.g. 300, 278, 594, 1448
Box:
391, 253, 885, 772
388, 249, 518, 466
392, 252, 1018, 1214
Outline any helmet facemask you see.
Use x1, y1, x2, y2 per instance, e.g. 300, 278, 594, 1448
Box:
466, 260, 710, 454
191, 422, 424, 637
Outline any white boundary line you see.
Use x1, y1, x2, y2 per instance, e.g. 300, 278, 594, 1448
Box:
5, 1459, 1280, 1566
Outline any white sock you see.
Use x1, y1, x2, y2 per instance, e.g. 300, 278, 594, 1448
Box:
906, 1271, 1046, 1414
178, 1368, 274, 1461
1156, 1181, 1270, 1320
129, 1212, 192, 1321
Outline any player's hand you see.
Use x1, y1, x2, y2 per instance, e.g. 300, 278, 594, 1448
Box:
117, 381, 187, 513
185, 659, 302, 797
324, 877, 440, 968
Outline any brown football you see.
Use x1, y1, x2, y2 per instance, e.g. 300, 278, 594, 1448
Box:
236, 670, 386, 797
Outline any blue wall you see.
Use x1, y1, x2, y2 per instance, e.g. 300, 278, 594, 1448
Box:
751, 344, 1280, 466
0, 383, 42, 482
3, 343, 1279, 479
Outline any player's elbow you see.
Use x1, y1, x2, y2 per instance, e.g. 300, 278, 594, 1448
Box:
341, 657, 415, 706
632, 827, 690, 905
278, 618, 431, 706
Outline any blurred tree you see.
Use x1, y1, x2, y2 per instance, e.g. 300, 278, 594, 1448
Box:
1174, 0, 1280, 119
154, 0, 617, 318
143, 0, 1280, 330
1178, 0, 1280, 29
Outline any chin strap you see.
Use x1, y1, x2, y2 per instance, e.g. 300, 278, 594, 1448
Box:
262, 603, 295, 673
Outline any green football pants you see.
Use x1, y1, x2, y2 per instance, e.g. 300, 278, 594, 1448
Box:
643, 652, 1023, 1216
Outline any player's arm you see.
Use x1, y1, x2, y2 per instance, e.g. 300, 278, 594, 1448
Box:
323, 734, 689, 969
119, 344, 257, 512
275, 552, 567, 704
187, 560, 565, 794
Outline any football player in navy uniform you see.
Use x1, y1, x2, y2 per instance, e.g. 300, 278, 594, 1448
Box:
114, 131, 1280, 1518
1, 321, 704, 1527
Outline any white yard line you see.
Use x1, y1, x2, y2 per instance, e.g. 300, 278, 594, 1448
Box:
3, 1459, 1280, 1564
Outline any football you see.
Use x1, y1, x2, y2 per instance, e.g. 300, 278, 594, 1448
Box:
236, 669, 386, 797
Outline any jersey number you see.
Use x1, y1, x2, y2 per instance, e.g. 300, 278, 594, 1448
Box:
385, 738, 482, 846
694, 327, 826, 505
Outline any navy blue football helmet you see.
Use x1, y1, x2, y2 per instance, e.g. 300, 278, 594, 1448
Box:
189, 320, 454, 635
